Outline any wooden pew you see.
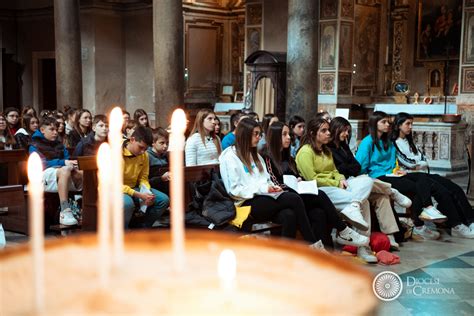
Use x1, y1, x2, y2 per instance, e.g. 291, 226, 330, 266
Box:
77, 156, 98, 231
0, 185, 28, 234
0, 149, 28, 185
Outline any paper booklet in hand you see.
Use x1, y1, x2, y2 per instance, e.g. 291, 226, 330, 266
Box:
139, 184, 153, 213
283, 175, 318, 195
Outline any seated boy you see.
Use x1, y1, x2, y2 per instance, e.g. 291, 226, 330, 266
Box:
30, 116, 83, 226
123, 126, 169, 228
73, 114, 108, 157
147, 127, 170, 195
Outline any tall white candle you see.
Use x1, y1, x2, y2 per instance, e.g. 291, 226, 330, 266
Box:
169, 109, 187, 271
27, 152, 44, 312
97, 143, 111, 287
218, 249, 237, 292
108, 107, 124, 265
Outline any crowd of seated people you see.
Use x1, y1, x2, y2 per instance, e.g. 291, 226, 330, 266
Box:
1, 106, 473, 259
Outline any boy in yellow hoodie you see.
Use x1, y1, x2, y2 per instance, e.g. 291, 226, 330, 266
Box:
123, 126, 169, 228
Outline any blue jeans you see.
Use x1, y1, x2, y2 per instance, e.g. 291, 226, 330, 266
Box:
123, 188, 169, 229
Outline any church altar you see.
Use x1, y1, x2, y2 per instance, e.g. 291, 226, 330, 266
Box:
374, 104, 457, 115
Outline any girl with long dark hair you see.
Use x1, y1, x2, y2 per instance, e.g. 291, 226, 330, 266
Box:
329, 117, 413, 249
289, 115, 305, 157
257, 113, 279, 150
392, 112, 474, 238
219, 118, 324, 248
295, 118, 378, 261
14, 114, 39, 149
133, 109, 150, 128
185, 108, 222, 166
355, 111, 455, 241
4, 107, 20, 135
260, 121, 369, 248
67, 109, 92, 148
0, 113, 17, 150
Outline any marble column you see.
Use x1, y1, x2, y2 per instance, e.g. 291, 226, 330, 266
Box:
286, 0, 318, 121
153, 0, 184, 127
54, 0, 82, 110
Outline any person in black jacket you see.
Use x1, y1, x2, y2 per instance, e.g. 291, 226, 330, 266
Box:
14, 114, 39, 149
67, 109, 92, 148
73, 115, 108, 157
260, 121, 369, 249
329, 117, 411, 250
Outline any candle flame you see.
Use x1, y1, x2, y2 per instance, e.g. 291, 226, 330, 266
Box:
97, 142, 111, 172
171, 109, 187, 134
218, 249, 237, 282
109, 107, 124, 134
28, 152, 43, 183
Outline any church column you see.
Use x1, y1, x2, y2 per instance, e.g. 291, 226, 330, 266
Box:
153, 0, 184, 127
286, 0, 319, 120
53, 0, 82, 110
457, 1, 474, 204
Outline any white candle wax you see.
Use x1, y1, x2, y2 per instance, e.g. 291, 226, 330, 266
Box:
108, 107, 124, 266
27, 152, 44, 312
218, 249, 237, 292
169, 109, 187, 271
97, 143, 112, 287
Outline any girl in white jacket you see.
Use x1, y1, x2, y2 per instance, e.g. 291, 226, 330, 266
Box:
219, 118, 324, 249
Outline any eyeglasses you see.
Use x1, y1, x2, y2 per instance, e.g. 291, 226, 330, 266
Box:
253, 131, 262, 138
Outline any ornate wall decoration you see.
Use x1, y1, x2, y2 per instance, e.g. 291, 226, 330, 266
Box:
247, 27, 261, 56
320, 73, 335, 94
231, 18, 245, 90
341, 0, 354, 18
353, 5, 379, 86
247, 3, 262, 25
463, 10, 474, 64
392, 20, 404, 81
320, 22, 337, 69
439, 133, 450, 160
461, 67, 474, 93
339, 22, 353, 70
320, 0, 338, 20
338, 73, 352, 95
416, 0, 462, 63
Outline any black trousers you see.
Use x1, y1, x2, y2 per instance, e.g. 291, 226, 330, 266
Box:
299, 191, 347, 248
379, 173, 462, 227
428, 174, 474, 226
242, 191, 317, 243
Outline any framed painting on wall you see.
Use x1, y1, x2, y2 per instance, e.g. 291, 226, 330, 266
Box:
339, 22, 353, 70
461, 67, 474, 93
416, 0, 462, 62
320, 22, 337, 69
464, 11, 474, 63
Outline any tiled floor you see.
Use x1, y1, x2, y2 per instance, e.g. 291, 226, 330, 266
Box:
363, 230, 474, 315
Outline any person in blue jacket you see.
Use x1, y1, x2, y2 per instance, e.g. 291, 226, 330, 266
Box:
355, 111, 450, 241
30, 116, 83, 226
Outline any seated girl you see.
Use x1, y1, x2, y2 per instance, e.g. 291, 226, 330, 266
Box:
185, 109, 222, 166
355, 111, 455, 241
392, 112, 474, 239
328, 117, 412, 250
289, 115, 305, 158
260, 121, 369, 249
219, 118, 324, 249
14, 114, 39, 149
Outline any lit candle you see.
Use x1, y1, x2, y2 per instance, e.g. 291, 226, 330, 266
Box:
169, 109, 187, 270
217, 249, 237, 292
97, 143, 111, 287
108, 107, 124, 266
27, 152, 44, 312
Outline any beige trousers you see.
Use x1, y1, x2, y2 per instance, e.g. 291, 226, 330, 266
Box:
357, 179, 399, 236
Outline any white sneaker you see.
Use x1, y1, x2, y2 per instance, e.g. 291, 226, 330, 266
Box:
336, 227, 369, 247
340, 203, 369, 231
60, 208, 79, 226
387, 234, 399, 250
357, 246, 378, 263
469, 223, 474, 232
412, 225, 440, 240
419, 206, 447, 223
451, 224, 474, 239
390, 188, 412, 208
309, 240, 328, 253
